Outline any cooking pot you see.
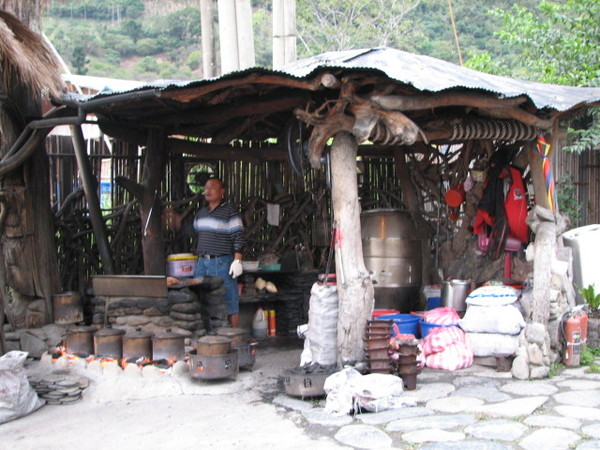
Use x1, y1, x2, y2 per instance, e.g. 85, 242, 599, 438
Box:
196, 335, 232, 356
65, 326, 95, 356
441, 279, 471, 312
122, 327, 153, 361
152, 329, 185, 361
215, 327, 248, 346
52, 291, 83, 324
94, 326, 125, 359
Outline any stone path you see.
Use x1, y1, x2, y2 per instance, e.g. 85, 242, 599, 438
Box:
273, 360, 600, 449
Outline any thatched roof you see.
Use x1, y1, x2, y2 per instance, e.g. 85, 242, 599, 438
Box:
0, 10, 63, 100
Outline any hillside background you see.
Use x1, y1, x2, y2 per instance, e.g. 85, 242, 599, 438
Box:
42, 0, 539, 81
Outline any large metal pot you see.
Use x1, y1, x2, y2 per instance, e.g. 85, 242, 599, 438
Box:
441, 279, 471, 312
215, 327, 248, 346
196, 335, 231, 356
361, 209, 422, 311
122, 327, 153, 361
152, 329, 185, 362
94, 326, 125, 359
65, 326, 95, 356
52, 291, 83, 324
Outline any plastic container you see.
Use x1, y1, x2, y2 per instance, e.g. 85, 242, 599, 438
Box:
427, 297, 442, 310
562, 224, 600, 304
419, 319, 459, 338
252, 307, 268, 339
166, 253, 198, 277
377, 313, 420, 338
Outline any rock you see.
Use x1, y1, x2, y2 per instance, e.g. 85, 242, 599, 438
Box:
529, 365, 549, 379
527, 343, 544, 365
171, 302, 202, 314
20, 331, 48, 358
169, 311, 201, 322
525, 323, 546, 346
511, 355, 530, 380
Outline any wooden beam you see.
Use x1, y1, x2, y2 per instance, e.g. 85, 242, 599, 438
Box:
371, 93, 553, 129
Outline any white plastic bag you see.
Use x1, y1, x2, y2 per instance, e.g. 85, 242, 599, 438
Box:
465, 332, 519, 357
324, 367, 414, 415
0, 351, 45, 424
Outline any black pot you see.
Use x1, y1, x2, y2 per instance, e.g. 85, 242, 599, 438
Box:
152, 329, 185, 362
65, 326, 95, 356
122, 327, 153, 361
94, 326, 125, 359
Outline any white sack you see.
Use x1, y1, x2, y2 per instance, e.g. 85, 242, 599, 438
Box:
465, 332, 519, 357
459, 304, 525, 335
324, 367, 413, 415
466, 285, 520, 306
307, 283, 339, 366
0, 351, 44, 424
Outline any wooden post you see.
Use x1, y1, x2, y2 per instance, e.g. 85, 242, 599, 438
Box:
235, 0, 255, 69
200, 0, 215, 79
140, 129, 168, 275
330, 131, 374, 366
272, 0, 284, 69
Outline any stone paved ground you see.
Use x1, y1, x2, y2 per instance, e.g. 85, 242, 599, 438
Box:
3, 339, 600, 449
272, 350, 600, 449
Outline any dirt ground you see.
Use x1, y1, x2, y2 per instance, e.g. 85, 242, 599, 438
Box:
2, 339, 345, 449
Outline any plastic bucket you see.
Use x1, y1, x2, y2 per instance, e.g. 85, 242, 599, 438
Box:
166, 253, 198, 277
371, 309, 400, 319
426, 297, 442, 310
419, 319, 459, 338
378, 313, 420, 338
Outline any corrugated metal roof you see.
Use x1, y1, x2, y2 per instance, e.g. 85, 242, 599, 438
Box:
280, 47, 600, 112
78, 47, 600, 114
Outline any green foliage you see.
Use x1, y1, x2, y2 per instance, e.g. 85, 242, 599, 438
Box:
71, 46, 89, 75
135, 56, 159, 74
187, 51, 202, 71
588, 364, 600, 374
581, 346, 595, 365
556, 174, 582, 227
579, 284, 600, 309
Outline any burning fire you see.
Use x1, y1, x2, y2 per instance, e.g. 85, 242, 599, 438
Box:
52, 343, 177, 370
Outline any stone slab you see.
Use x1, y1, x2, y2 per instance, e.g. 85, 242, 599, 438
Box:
402, 429, 465, 444
356, 406, 433, 425
554, 390, 600, 407
469, 396, 548, 418
465, 419, 528, 441
386, 414, 476, 432
519, 428, 581, 450
524, 414, 581, 430
500, 380, 558, 396
426, 395, 484, 413
334, 424, 392, 449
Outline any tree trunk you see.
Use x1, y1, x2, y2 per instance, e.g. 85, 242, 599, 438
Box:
331, 131, 374, 366
0, 3, 61, 327
200, 0, 215, 78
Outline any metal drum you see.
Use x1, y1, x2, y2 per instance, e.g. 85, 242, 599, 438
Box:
361, 209, 422, 312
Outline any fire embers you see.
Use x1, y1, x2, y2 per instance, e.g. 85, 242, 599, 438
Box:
28, 369, 90, 405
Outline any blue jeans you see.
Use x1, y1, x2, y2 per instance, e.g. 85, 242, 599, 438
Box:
194, 255, 239, 315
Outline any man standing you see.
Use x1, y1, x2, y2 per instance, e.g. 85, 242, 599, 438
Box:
166, 177, 244, 327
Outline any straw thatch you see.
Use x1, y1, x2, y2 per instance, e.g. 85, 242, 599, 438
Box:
0, 9, 63, 100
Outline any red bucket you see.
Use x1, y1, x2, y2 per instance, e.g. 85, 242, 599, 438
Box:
371, 309, 400, 319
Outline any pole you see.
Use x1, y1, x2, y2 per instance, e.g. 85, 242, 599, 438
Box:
70, 124, 116, 274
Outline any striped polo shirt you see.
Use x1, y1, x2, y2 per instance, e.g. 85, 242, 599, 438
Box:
192, 202, 245, 256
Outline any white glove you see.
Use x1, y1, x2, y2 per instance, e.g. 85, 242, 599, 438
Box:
229, 259, 243, 279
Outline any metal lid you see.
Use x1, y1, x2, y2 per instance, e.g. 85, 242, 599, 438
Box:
67, 325, 96, 334
95, 326, 126, 337
197, 335, 231, 345
152, 328, 184, 341
124, 327, 154, 340
215, 327, 247, 338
